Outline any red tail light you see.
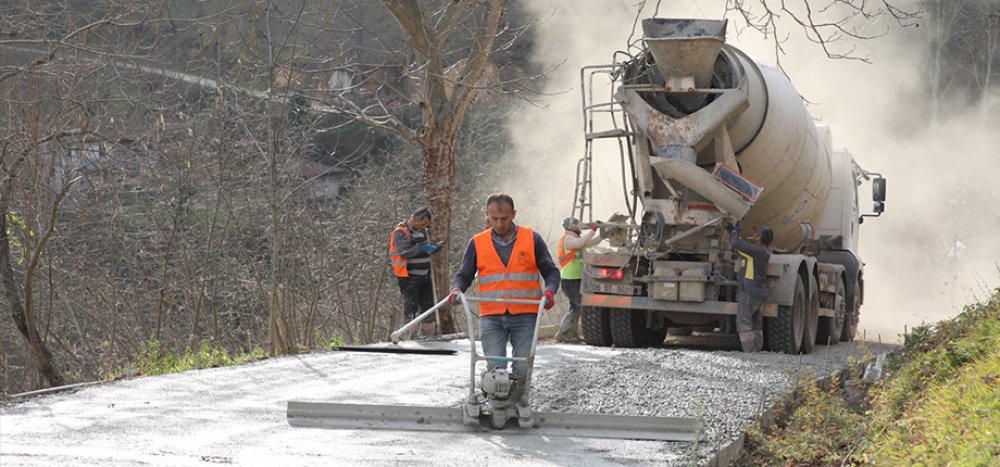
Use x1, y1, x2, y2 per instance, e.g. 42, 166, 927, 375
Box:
586, 265, 624, 280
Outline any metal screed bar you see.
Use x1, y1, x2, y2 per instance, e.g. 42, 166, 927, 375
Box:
287, 401, 699, 441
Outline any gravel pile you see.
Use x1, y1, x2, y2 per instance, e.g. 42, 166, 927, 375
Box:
528, 339, 892, 465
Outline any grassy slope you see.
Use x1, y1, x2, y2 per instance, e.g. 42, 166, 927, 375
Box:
738, 288, 1000, 466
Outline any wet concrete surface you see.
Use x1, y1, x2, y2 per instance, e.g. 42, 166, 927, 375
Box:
0, 333, 898, 466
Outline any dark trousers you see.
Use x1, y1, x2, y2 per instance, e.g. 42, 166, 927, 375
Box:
396, 276, 435, 324
556, 279, 582, 339
736, 290, 766, 333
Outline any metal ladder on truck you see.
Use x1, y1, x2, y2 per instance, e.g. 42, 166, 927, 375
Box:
572, 63, 638, 224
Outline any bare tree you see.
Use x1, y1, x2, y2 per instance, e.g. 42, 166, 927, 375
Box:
0, 2, 154, 388
715, 0, 919, 69
923, 0, 965, 125
0, 0, 942, 394
278, 0, 512, 333
1, 135, 73, 388
953, 0, 1000, 127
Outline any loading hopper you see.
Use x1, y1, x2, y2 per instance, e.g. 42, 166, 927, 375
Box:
642, 18, 727, 91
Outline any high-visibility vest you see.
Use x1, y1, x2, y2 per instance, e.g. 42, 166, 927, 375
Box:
389, 225, 410, 277
557, 232, 574, 268
557, 232, 585, 279
473, 226, 542, 316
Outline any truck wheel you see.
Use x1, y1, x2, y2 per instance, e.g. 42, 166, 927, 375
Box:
840, 277, 861, 342
816, 276, 846, 346
648, 329, 667, 347
581, 306, 612, 346
766, 274, 805, 354
800, 274, 820, 354
609, 309, 658, 347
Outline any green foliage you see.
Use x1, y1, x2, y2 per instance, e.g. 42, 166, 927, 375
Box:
874, 294, 1000, 424
870, 348, 1000, 465
740, 289, 1000, 466
287, 93, 309, 126
740, 378, 868, 466
4, 211, 33, 265
132, 340, 266, 376
863, 291, 1000, 464
317, 331, 345, 349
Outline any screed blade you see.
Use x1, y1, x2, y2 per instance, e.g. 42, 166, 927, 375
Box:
287, 401, 698, 441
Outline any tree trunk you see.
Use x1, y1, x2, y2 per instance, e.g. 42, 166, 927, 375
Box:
421, 129, 459, 334
1, 202, 64, 388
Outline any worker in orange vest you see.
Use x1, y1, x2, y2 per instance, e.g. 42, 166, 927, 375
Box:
554, 216, 603, 343
390, 208, 442, 339
449, 193, 560, 394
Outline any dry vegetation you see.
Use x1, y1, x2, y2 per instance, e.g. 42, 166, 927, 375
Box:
739, 285, 1000, 465
0, 0, 521, 393
2, 0, 994, 399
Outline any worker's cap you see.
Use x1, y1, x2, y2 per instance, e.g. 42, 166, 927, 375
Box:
562, 216, 581, 231
759, 226, 774, 245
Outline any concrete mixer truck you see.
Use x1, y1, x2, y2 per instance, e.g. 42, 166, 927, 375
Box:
573, 18, 887, 354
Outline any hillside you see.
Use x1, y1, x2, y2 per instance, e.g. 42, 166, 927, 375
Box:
739, 287, 1000, 465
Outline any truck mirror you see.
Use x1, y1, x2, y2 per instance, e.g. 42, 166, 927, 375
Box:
873, 201, 885, 214
872, 177, 886, 202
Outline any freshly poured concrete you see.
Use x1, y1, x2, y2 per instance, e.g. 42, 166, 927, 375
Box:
0, 336, 895, 466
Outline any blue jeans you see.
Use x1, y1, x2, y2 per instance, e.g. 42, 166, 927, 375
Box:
479, 312, 537, 381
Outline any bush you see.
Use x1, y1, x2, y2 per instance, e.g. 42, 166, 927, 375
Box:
132, 340, 266, 376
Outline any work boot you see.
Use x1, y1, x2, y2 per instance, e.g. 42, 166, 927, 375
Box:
752, 330, 764, 352
739, 331, 759, 353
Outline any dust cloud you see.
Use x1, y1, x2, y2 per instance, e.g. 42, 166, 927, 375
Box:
500, 0, 999, 342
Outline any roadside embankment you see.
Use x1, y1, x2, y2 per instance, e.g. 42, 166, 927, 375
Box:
736, 289, 1000, 466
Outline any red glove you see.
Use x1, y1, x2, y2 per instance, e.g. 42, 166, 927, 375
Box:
448, 289, 463, 305
543, 290, 556, 310
591, 225, 599, 231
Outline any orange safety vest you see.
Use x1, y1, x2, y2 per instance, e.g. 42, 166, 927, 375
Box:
557, 232, 580, 268
389, 225, 410, 277
473, 226, 543, 316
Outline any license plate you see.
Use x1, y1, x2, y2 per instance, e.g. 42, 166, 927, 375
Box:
591, 282, 641, 295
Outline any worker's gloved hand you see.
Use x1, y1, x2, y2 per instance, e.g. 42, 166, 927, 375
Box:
420, 243, 440, 254
448, 289, 463, 305
590, 225, 599, 231
725, 223, 741, 234
543, 290, 556, 310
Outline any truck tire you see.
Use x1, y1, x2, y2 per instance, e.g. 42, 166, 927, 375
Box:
766, 274, 805, 354
840, 277, 861, 342
581, 306, 612, 346
800, 274, 820, 354
816, 276, 846, 346
648, 328, 668, 347
609, 309, 663, 347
